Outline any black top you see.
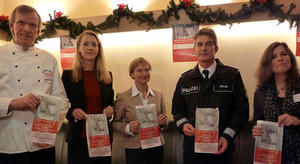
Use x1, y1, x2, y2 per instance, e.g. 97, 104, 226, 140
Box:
62, 70, 114, 144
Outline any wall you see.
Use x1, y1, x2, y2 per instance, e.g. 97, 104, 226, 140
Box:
2, 0, 171, 20
33, 20, 298, 120
2, 0, 248, 20
0, 0, 4, 14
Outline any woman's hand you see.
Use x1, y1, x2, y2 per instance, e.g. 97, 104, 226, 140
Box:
129, 120, 139, 133
278, 113, 300, 126
72, 108, 87, 120
157, 114, 168, 126
103, 106, 114, 118
252, 125, 263, 138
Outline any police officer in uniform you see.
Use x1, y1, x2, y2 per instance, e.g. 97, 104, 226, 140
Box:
172, 28, 249, 164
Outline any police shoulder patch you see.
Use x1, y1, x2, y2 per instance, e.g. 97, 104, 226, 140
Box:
181, 85, 200, 95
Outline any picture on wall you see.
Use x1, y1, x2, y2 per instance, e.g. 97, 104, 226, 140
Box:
172, 23, 199, 62
60, 35, 76, 70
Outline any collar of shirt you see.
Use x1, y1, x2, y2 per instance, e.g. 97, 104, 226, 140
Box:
198, 61, 216, 79
131, 83, 155, 99
9, 41, 35, 52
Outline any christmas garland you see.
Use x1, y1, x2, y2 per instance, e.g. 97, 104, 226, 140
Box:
0, 0, 299, 41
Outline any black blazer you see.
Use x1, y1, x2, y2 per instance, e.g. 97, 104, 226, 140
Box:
62, 70, 114, 144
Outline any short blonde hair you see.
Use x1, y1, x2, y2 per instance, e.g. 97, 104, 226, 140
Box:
129, 57, 151, 78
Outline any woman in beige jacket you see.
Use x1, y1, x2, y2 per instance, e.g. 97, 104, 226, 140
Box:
113, 57, 168, 164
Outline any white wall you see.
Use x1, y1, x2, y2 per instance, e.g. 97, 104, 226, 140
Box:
1, 0, 249, 21
2, 0, 170, 20
36, 20, 298, 120
0, 0, 4, 14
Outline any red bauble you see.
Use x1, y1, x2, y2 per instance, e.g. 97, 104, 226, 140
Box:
0, 15, 9, 22
118, 3, 127, 12
183, 0, 193, 7
257, 0, 267, 4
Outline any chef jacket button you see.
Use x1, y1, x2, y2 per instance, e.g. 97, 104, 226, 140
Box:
20, 93, 23, 96
38, 80, 40, 82
15, 65, 18, 68
24, 122, 27, 125
12, 52, 15, 55
35, 54, 38, 56
17, 79, 20, 82
37, 66, 40, 69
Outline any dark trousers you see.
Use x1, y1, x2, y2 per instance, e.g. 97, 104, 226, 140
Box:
125, 146, 164, 164
0, 147, 55, 164
183, 144, 233, 164
68, 138, 111, 164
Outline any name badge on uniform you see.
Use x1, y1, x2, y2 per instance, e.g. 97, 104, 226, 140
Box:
293, 93, 300, 103
181, 85, 200, 95
213, 83, 233, 93
43, 70, 53, 84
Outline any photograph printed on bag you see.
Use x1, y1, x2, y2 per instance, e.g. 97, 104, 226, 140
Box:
196, 108, 219, 130
258, 124, 281, 150
136, 104, 158, 128
88, 115, 108, 136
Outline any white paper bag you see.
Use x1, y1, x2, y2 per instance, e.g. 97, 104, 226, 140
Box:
30, 94, 68, 145
253, 120, 284, 164
195, 108, 219, 153
136, 104, 162, 149
86, 114, 111, 157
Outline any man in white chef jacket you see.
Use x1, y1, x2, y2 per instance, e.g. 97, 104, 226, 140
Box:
0, 5, 67, 164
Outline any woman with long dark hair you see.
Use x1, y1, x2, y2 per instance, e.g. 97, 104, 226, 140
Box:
252, 42, 300, 163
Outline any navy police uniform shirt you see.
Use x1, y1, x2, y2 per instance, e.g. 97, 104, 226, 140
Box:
172, 59, 249, 147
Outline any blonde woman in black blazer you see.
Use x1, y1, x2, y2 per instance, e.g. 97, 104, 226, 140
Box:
62, 30, 114, 164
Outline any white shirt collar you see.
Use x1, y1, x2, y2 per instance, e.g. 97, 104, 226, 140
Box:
131, 83, 154, 97
198, 61, 217, 79
10, 40, 35, 52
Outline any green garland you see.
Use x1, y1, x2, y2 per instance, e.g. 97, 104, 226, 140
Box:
0, 19, 11, 41
0, 0, 299, 41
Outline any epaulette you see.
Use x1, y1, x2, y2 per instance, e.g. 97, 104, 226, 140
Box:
222, 65, 238, 72
216, 58, 238, 72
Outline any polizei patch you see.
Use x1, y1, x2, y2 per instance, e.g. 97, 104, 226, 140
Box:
181, 85, 200, 95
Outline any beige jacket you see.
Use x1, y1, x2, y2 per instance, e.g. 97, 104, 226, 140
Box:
113, 87, 168, 149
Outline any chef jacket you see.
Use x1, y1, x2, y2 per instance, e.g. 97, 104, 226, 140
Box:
0, 42, 67, 153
